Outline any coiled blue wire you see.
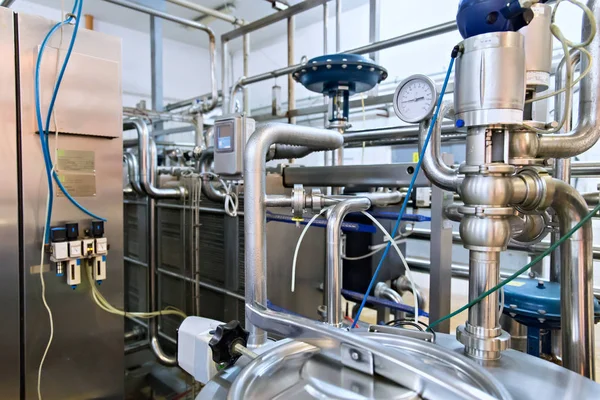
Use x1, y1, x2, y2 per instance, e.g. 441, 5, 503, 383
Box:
34, 0, 106, 242
351, 57, 456, 328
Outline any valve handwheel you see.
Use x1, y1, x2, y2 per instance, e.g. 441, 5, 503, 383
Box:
209, 320, 250, 366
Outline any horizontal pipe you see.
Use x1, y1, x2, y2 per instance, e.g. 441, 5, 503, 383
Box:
347, 21, 457, 55
124, 256, 245, 301
166, 0, 242, 25
222, 0, 331, 41
123, 107, 193, 123
408, 227, 600, 259
129, 317, 177, 345
239, 20, 457, 87
405, 256, 600, 299
125, 341, 150, 355
343, 123, 459, 143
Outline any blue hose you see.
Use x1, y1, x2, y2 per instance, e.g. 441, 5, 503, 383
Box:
266, 211, 376, 233
352, 52, 457, 328
342, 289, 429, 317
351, 211, 431, 222
35, 0, 105, 242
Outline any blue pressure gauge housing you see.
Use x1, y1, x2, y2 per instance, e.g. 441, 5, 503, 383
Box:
292, 53, 387, 96
456, 0, 550, 39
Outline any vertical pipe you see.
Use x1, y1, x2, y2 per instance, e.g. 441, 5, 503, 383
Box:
148, 143, 177, 366
323, 3, 331, 167
551, 53, 580, 282
222, 40, 230, 114
243, 34, 250, 114
326, 198, 371, 326
467, 251, 500, 332
150, 14, 163, 113
287, 17, 296, 125
336, 0, 342, 52
368, 0, 380, 96
551, 179, 595, 378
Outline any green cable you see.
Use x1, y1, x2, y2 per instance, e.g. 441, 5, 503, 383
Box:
429, 202, 600, 330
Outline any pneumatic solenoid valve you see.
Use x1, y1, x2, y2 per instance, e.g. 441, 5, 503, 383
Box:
48, 220, 108, 288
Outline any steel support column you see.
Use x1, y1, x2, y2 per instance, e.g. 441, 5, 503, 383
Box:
428, 154, 454, 333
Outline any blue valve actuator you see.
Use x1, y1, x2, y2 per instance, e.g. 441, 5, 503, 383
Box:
456, 0, 550, 39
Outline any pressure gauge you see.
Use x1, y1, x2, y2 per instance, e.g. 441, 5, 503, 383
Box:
392, 75, 438, 123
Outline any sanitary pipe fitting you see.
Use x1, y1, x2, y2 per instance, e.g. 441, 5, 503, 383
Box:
458, 213, 513, 252
514, 166, 553, 212
508, 130, 542, 165
457, 323, 511, 361
292, 184, 306, 220
456, 251, 510, 361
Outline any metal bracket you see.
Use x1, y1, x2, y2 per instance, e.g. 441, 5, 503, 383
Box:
340, 343, 374, 375
368, 324, 435, 343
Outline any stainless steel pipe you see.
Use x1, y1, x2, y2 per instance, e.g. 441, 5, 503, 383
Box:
103, 0, 218, 112
376, 282, 405, 320
418, 103, 461, 192
244, 123, 343, 347
537, 0, 600, 157
551, 51, 581, 282
551, 178, 596, 378
128, 118, 185, 199
123, 152, 144, 195
166, 0, 243, 25
148, 170, 177, 366
326, 198, 371, 326
467, 251, 500, 333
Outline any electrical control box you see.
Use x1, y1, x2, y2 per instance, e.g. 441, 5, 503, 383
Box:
213, 114, 255, 179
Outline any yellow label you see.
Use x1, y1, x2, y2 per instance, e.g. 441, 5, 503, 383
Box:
506, 281, 526, 287
412, 152, 419, 163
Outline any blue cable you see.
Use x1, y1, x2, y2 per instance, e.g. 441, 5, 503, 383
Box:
351, 52, 458, 328
35, 0, 105, 242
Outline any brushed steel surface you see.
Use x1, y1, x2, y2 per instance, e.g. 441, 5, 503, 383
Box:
243, 123, 343, 347
326, 198, 371, 326
0, 7, 21, 400
200, 333, 600, 399
551, 179, 596, 378
520, 4, 553, 90
265, 173, 327, 321
17, 12, 124, 399
454, 32, 525, 127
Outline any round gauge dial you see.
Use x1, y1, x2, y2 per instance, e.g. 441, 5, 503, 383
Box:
393, 75, 438, 123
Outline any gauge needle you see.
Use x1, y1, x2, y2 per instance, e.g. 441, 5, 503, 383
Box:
402, 96, 425, 103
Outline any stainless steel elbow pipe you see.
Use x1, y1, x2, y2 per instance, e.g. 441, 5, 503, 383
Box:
123, 152, 144, 195
326, 198, 371, 327
199, 151, 228, 202
244, 122, 344, 347
127, 117, 186, 199
148, 163, 177, 366
418, 102, 461, 191
102, 0, 218, 112
375, 282, 406, 320
537, 0, 600, 158
550, 178, 596, 378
